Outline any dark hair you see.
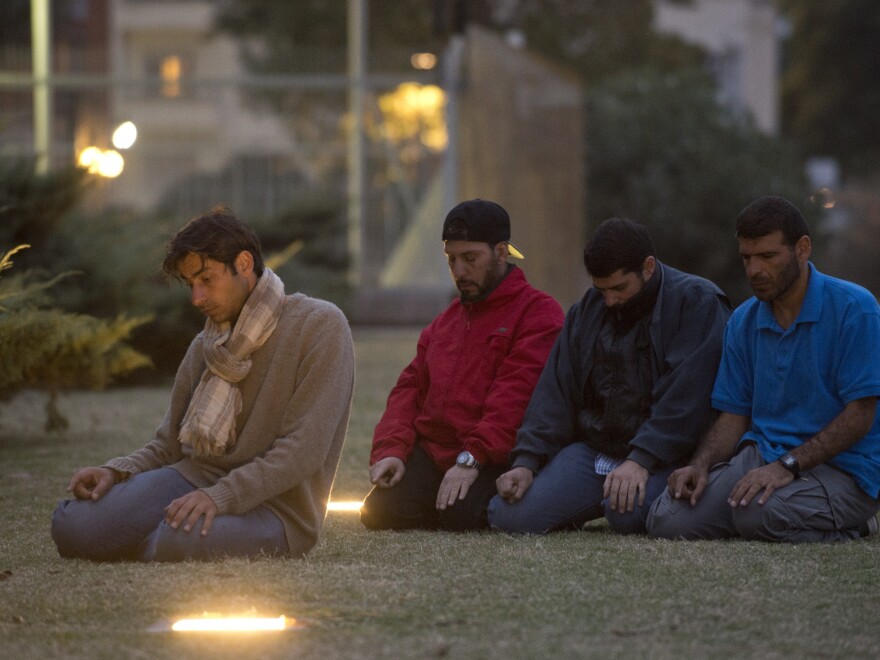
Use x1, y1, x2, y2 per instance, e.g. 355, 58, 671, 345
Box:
735, 196, 809, 246
583, 217, 656, 277
163, 206, 264, 278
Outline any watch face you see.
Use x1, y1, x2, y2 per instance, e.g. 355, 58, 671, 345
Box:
457, 451, 473, 467
779, 453, 799, 476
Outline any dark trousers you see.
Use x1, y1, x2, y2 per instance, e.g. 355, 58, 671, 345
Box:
361, 443, 505, 531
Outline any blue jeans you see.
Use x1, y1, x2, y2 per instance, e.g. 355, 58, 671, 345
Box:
488, 442, 675, 534
51, 467, 288, 561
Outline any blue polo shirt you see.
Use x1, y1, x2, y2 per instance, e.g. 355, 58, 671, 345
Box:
712, 263, 880, 497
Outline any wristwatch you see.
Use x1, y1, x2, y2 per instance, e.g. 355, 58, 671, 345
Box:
777, 452, 800, 479
456, 451, 481, 470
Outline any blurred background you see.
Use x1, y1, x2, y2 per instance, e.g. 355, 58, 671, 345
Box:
1, 0, 879, 381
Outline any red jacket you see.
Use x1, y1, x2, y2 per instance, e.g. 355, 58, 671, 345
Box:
370, 266, 564, 470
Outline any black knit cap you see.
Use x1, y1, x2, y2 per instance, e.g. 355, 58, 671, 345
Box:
441, 199, 524, 258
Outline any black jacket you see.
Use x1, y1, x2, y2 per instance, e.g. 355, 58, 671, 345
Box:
511, 262, 732, 473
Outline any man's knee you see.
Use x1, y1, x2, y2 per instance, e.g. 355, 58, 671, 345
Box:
358, 504, 385, 530
51, 500, 116, 560
605, 507, 649, 535
438, 498, 489, 532
645, 491, 692, 539
487, 495, 549, 535
359, 489, 395, 529
360, 501, 401, 530
360, 487, 436, 530
51, 501, 87, 558
731, 502, 791, 542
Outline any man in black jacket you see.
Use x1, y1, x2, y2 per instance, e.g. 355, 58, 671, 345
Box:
489, 218, 732, 534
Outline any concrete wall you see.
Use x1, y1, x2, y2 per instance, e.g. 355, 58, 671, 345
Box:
456, 26, 589, 309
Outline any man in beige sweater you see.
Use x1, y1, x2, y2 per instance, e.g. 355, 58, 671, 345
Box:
51, 207, 354, 561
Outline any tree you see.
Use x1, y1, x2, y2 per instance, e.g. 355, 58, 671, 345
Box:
780, 0, 880, 177
0, 160, 90, 266
586, 68, 812, 303
216, 1, 441, 74
217, 0, 701, 82
505, 0, 703, 85
0, 159, 194, 377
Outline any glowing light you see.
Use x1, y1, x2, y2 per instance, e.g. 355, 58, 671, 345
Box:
96, 149, 124, 178
78, 146, 103, 171
377, 83, 448, 151
161, 55, 182, 97
172, 614, 290, 633
810, 186, 836, 209
410, 52, 437, 70
327, 500, 363, 512
112, 121, 138, 149
78, 147, 125, 177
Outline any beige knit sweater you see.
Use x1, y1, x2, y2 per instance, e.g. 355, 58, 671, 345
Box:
104, 293, 355, 556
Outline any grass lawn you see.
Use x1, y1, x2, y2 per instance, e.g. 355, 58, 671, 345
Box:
1, 326, 879, 659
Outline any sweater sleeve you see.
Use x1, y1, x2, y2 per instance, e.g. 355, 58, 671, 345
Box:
369, 324, 432, 464
627, 288, 732, 470
463, 295, 564, 466
201, 304, 355, 515
510, 302, 583, 473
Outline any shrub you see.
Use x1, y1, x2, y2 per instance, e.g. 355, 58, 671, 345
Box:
0, 245, 151, 430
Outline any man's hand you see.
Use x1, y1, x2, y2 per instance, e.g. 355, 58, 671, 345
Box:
369, 457, 406, 488
164, 490, 219, 536
67, 467, 117, 501
496, 466, 534, 503
603, 460, 649, 513
436, 466, 479, 510
667, 465, 710, 507
728, 462, 794, 508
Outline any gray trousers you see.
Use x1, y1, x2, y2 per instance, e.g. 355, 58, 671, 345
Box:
647, 444, 879, 543
51, 467, 290, 561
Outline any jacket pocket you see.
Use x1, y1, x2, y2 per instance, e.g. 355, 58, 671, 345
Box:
478, 328, 513, 384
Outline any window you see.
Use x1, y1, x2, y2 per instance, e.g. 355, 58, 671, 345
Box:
144, 51, 194, 98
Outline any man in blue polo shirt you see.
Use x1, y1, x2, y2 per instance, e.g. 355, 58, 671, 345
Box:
648, 196, 880, 542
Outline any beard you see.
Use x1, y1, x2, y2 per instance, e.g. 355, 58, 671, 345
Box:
457, 265, 506, 303
751, 250, 800, 302
606, 273, 646, 313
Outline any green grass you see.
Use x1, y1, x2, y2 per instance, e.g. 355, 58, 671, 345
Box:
2, 327, 879, 659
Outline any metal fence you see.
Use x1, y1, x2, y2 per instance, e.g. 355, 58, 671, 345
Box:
0, 36, 445, 290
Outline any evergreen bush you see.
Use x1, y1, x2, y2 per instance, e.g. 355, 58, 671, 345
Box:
1, 245, 151, 431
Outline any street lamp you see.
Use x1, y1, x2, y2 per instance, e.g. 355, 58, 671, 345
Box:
112, 121, 138, 150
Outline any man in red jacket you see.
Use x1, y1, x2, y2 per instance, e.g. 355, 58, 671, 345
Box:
361, 199, 564, 531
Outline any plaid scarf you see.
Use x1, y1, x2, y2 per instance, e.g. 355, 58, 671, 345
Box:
179, 267, 286, 456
